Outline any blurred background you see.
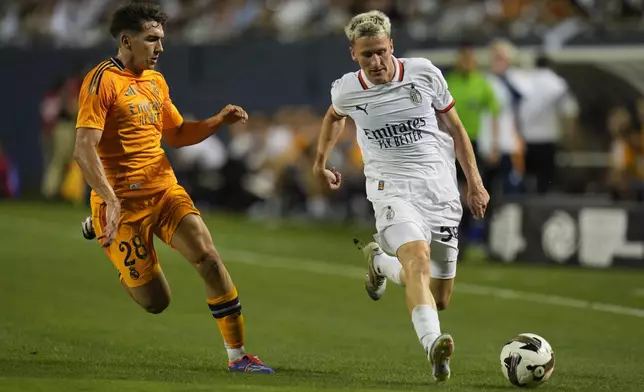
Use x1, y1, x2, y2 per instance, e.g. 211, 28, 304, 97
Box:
2, 0, 644, 268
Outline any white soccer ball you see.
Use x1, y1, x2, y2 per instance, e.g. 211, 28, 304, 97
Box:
500, 333, 555, 388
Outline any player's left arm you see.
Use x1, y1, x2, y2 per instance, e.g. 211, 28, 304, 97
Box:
438, 108, 483, 188
159, 77, 247, 148
439, 107, 489, 218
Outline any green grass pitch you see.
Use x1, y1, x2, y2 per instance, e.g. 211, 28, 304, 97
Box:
1, 201, 643, 391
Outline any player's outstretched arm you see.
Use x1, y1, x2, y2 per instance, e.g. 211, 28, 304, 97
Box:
163, 104, 247, 148
438, 108, 489, 218
312, 105, 346, 190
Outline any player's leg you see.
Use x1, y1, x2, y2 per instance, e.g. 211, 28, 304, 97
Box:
380, 223, 454, 381
118, 265, 171, 314
156, 185, 273, 373
90, 201, 171, 313
358, 242, 456, 310
427, 244, 458, 311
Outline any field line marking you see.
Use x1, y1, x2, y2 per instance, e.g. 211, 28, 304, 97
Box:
2, 213, 643, 318
219, 248, 644, 319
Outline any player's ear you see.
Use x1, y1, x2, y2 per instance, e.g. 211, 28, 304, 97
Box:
390, 39, 394, 53
349, 45, 357, 62
120, 33, 131, 50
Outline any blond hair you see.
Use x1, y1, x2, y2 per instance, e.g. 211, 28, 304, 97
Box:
489, 38, 517, 61
344, 10, 391, 43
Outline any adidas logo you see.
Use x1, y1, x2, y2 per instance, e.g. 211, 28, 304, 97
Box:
125, 86, 136, 96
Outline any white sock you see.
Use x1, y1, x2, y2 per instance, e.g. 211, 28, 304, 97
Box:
373, 253, 403, 285
226, 345, 246, 361
411, 305, 441, 354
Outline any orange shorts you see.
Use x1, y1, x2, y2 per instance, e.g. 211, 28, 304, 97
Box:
91, 183, 200, 287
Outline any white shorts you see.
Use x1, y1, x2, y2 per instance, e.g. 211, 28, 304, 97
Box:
367, 178, 462, 279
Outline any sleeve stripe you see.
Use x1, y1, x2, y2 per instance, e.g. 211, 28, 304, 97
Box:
94, 65, 115, 95
435, 99, 456, 113
86, 60, 110, 94
88, 61, 115, 95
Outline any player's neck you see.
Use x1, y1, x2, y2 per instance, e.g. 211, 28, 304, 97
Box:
115, 52, 144, 76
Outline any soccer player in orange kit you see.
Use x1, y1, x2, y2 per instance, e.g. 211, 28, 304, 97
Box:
74, 1, 274, 374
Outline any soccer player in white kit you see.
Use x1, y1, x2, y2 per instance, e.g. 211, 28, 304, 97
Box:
313, 11, 490, 381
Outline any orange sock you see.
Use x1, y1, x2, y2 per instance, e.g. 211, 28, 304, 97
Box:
207, 286, 246, 359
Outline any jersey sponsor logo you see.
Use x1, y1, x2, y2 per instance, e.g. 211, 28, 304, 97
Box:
128, 100, 163, 126
363, 118, 427, 149
355, 103, 369, 115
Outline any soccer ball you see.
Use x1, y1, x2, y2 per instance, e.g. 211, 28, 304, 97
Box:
500, 333, 555, 388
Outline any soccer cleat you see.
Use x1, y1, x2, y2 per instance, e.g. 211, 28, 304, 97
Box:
81, 216, 96, 240
353, 238, 387, 301
228, 354, 275, 374
429, 333, 455, 382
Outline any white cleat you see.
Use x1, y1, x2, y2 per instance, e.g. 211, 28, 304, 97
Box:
429, 333, 454, 382
353, 239, 387, 301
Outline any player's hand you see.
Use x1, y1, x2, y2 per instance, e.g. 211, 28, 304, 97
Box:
98, 199, 121, 248
217, 104, 248, 125
467, 183, 489, 220
313, 166, 342, 190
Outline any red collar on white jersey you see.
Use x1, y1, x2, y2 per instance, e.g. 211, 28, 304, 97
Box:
358, 57, 405, 90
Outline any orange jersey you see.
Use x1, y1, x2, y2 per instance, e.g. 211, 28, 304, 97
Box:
76, 57, 183, 197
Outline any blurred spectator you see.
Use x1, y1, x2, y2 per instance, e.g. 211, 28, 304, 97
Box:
519, 54, 579, 194
41, 71, 81, 200
478, 39, 526, 196
0, 141, 19, 198
173, 128, 229, 208
0, 0, 626, 48
609, 103, 644, 201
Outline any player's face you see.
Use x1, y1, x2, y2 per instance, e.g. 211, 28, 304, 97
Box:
490, 47, 510, 74
128, 21, 164, 71
351, 35, 395, 84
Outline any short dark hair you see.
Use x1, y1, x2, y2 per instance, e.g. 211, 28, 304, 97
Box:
109, 1, 168, 39
458, 40, 475, 51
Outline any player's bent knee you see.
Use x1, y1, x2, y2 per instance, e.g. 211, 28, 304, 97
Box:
398, 241, 431, 278
144, 298, 170, 314
405, 256, 430, 278
128, 275, 172, 314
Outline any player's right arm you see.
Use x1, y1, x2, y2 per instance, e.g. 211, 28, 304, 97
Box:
74, 128, 117, 204
73, 69, 118, 205
74, 68, 120, 247
313, 79, 347, 190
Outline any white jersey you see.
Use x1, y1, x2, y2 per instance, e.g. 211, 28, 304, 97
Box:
331, 57, 460, 208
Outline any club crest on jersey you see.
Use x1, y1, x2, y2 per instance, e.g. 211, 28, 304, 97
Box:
386, 206, 395, 221
410, 84, 422, 105
150, 80, 160, 97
